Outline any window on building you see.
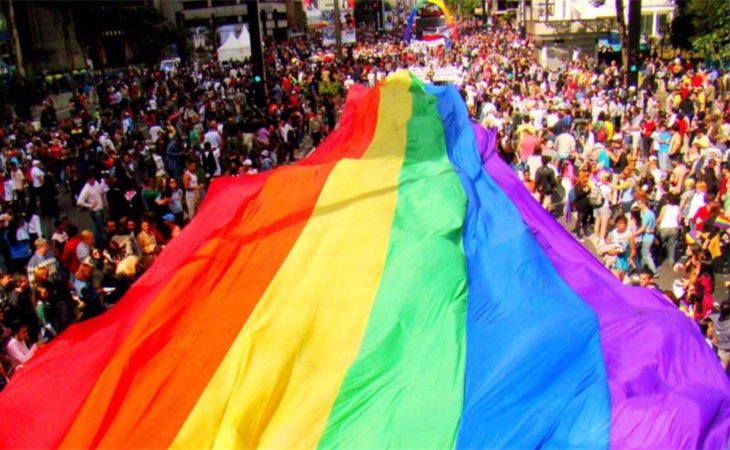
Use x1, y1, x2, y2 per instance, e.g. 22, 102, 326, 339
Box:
640, 14, 653, 36
211, 0, 238, 6
183, 1, 209, 11
185, 18, 210, 28
536, 0, 555, 19
657, 13, 669, 36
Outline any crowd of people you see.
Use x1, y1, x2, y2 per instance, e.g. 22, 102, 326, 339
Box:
1, 12, 730, 384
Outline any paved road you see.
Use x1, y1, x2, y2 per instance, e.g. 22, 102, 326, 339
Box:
57, 180, 727, 300
554, 209, 729, 298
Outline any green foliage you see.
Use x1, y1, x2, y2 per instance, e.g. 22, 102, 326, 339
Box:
121, 6, 180, 65
669, 0, 695, 51
69, 2, 180, 67
687, 0, 730, 67
442, 0, 482, 18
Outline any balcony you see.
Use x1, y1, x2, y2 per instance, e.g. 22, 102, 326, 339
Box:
526, 17, 614, 41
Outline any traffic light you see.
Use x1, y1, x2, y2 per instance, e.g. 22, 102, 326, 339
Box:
627, 0, 641, 87
246, 0, 267, 107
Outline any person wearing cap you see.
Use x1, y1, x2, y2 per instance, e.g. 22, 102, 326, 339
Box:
243, 159, 258, 175
162, 214, 181, 240
260, 150, 274, 172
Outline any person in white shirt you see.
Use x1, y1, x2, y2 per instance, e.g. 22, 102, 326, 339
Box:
531, 106, 545, 131
657, 194, 681, 266
76, 174, 107, 246
279, 119, 293, 144
545, 109, 560, 130
29, 160, 44, 212
554, 131, 577, 160
3, 172, 15, 204
149, 123, 164, 143
687, 180, 708, 224
9, 161, 25, 212
204, 120, 223, 150
6, 322, 43, 369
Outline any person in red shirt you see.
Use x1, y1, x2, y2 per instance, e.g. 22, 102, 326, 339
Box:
718, 164, 730, 202
641, 117, 656, 158
690, 260, 715, 321
676, 112, 689, 137
693, 199, 721, 233
61, 226, 82, 274
681, 84, 690, 100
691, 72, 704, 88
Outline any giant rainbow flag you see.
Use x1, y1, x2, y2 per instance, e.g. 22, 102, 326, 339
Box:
1, 71, 729, 449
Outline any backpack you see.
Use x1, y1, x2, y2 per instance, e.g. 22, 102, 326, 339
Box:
535, 166, 557, 194
4, 230, 31, 260
203, 151, 217, 176
589, 184, 605, 207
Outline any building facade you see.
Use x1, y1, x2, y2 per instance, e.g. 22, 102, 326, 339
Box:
156, 0, 298, 41
523, 0, 674, 67
530, 0, 673, 37
10, 1, 87, 73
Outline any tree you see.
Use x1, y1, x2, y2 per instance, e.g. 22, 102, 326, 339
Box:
687, 0, 730, 68
68, 2, 182, 68
123, 6, 185, 65
7, 0, 24, 78
443, 0, 481, 18
669, 0, 694, 52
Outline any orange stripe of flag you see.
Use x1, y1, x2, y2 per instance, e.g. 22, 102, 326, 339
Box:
57, 86, 382, 449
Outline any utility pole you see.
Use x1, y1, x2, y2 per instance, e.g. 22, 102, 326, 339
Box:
7, 0, 24, 78
333, 0, 343, 59
245, 0, 267, 107
520, 0, 527, 39
626, 0, 641, 87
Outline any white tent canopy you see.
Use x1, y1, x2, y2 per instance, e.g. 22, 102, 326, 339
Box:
237, 25, 251, 48
217, 27, 251, 62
